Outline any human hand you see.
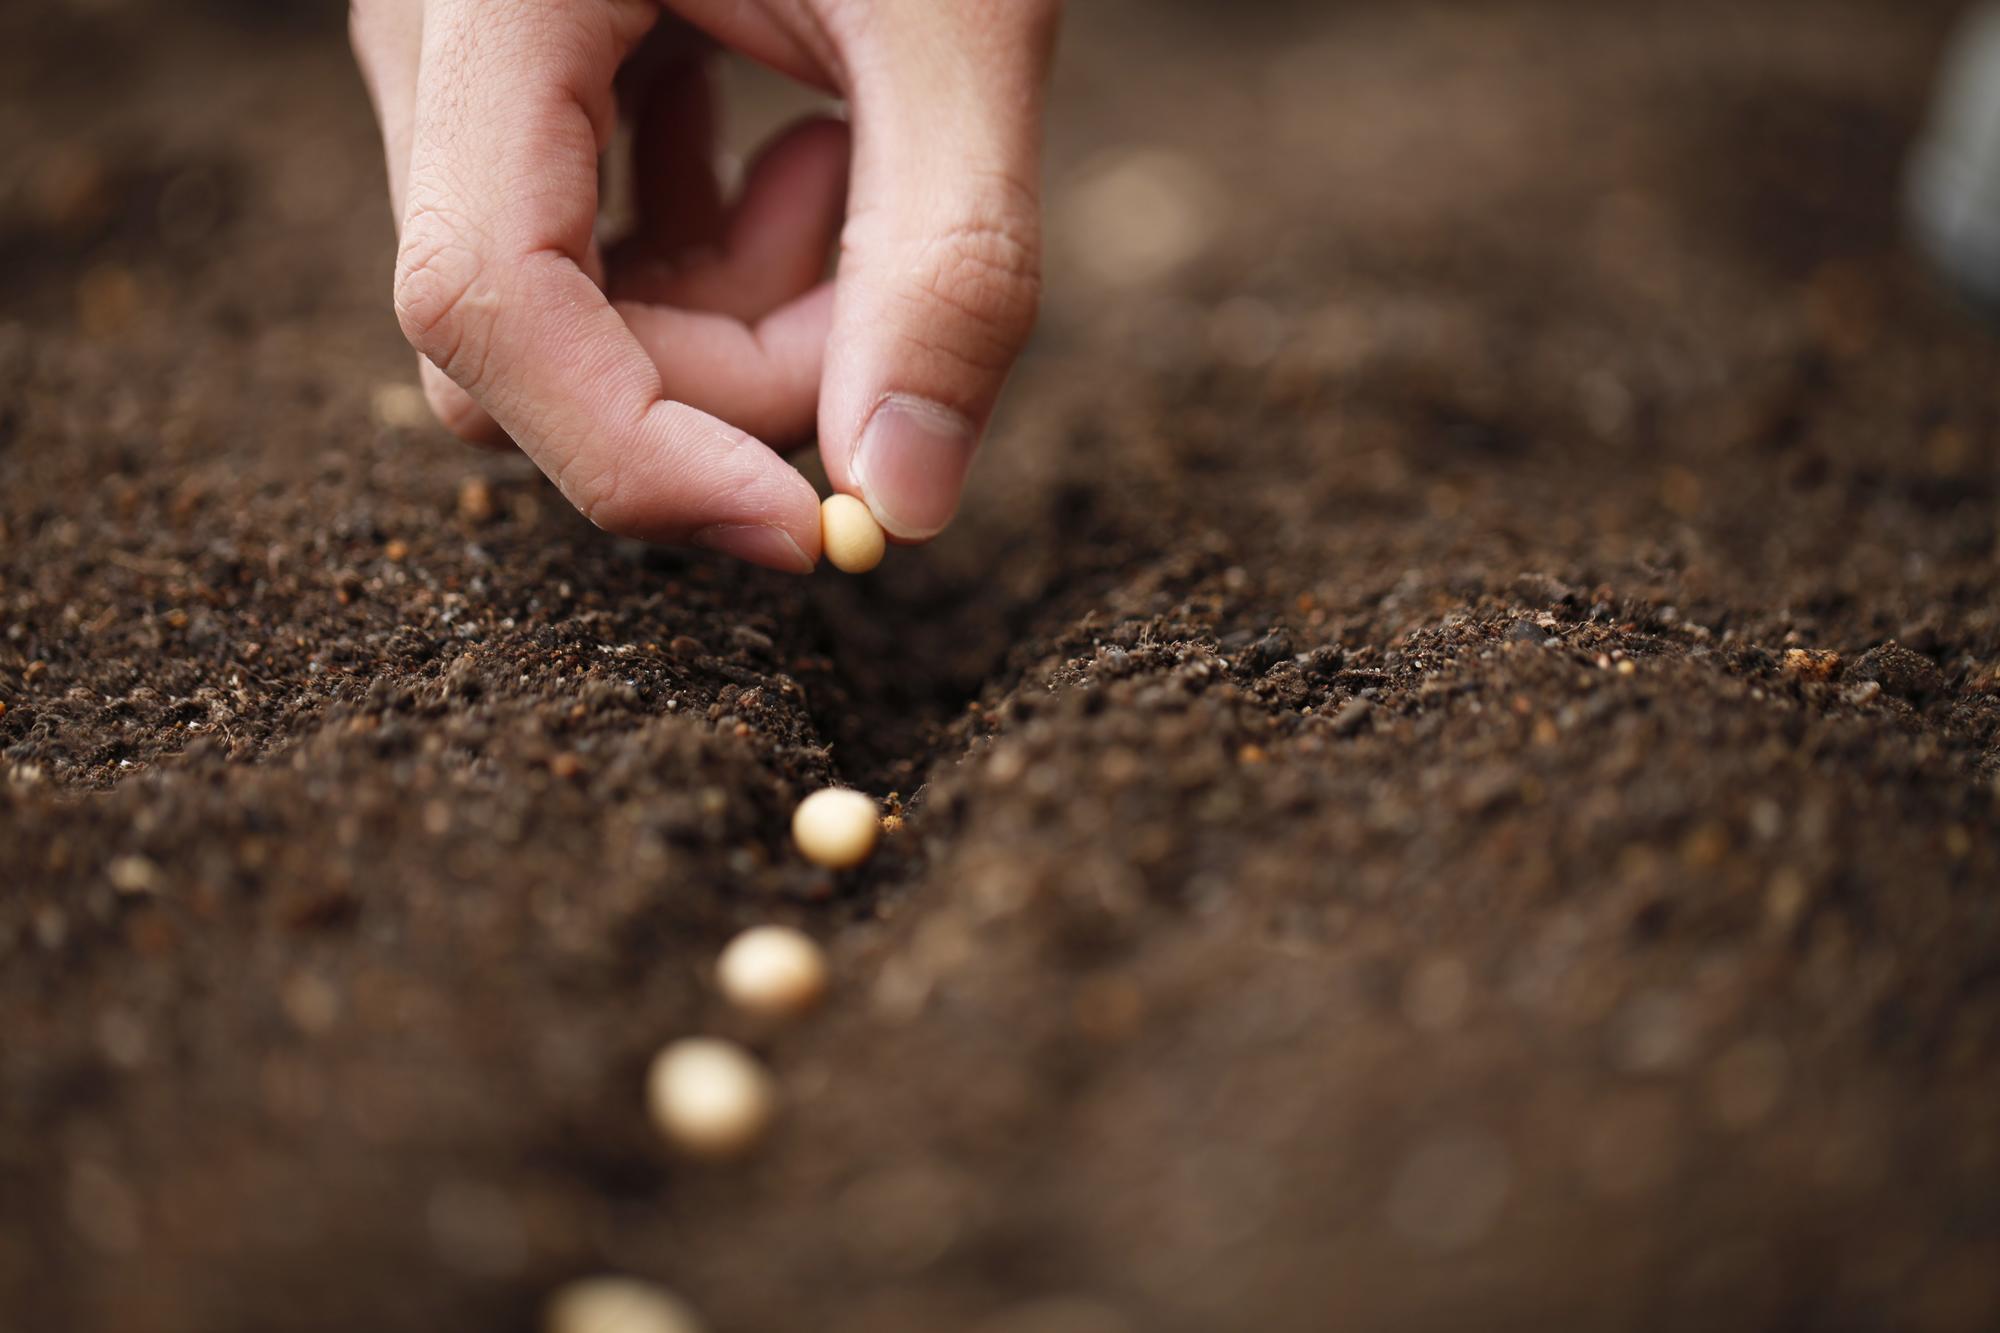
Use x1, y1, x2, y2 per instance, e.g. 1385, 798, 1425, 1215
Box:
350, 0, 1058, 571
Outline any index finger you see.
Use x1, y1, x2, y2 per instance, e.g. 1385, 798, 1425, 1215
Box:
394, 0, 821, 571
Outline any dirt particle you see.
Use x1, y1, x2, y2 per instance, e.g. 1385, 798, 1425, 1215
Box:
456, 476, 496, 524
1849, 641, 1944, 702
1680, 822, 1730, 870
107, 854, 163, 896
1248, 629, 1294, 672
548, 753, 585, 781
1782, 647, 1842, 682
1328, 697, 1373, 737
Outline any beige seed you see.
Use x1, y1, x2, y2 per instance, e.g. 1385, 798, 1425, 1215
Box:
646, 1038, 776, 1160
792, 787, 881, 870
820, 493, 885, 574
544, 1276, 706, 1333
717, 925, 829, 1019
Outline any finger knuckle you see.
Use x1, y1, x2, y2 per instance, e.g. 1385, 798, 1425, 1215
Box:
910, 193, 1043, 364
392, 206, 494, 386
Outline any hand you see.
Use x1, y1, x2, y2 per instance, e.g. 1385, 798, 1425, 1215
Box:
350, 0, 1059, 571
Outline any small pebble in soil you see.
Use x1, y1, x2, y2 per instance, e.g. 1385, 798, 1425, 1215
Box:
1248, 630, 1294, 672
716, 925, 829, 1019
457, 476, 497, 524
544, 1275, 707, 1333
1848, 640, 1943, 701
646, 1038, 776, 1160
792, 787, 880, 869
1328, 697, 1373, 736
1782, 647, 1842, 682
819, 494, 885, 574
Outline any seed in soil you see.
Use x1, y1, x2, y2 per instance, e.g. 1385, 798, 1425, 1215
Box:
544, 1276, 706, 1333
819, 494, 885, 574
716, 925, 828, 1019
646, 1038, 776, 1159
792, 787, 880, 869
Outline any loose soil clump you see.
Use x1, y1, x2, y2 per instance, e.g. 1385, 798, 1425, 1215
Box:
3, 2, 1998, 1330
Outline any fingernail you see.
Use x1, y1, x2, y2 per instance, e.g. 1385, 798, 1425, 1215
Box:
691, 523, 815, 574
851, 395, 978, 540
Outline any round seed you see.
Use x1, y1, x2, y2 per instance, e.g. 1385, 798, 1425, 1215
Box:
717, 925, 829, 1019
645, 1038, 776, 1160
544, 1277, 706, 1333
791, 787, 881, 870
820, 493, 885, 574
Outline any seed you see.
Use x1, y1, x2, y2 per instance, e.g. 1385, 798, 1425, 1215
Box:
717, 925, 828, 1019
646, 1038, 776, 1159
544, 1276, 706, 1333
820, 494, 885, 574
791, 787, 880, 869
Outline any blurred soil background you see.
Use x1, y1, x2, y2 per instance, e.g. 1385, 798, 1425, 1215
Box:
4, 0, 2000, 1329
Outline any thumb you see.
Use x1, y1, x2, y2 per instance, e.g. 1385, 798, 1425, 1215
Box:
818, 5, 1057, 542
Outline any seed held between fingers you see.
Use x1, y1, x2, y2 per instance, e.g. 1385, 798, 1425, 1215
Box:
717, 925, 829, 1019
646, 1038, 776, 1160
819, 493, 885, 574
792, 787, 880, 869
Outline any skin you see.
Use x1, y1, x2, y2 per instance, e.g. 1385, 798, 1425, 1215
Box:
349, 0, 1061, 572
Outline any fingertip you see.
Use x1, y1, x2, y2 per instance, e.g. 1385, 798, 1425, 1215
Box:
690, 522, 817, 574
846, 393, 978, 542
597, 401, 823, 567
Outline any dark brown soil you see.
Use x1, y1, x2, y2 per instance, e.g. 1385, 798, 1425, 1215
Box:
5, 2, 2000, 1330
